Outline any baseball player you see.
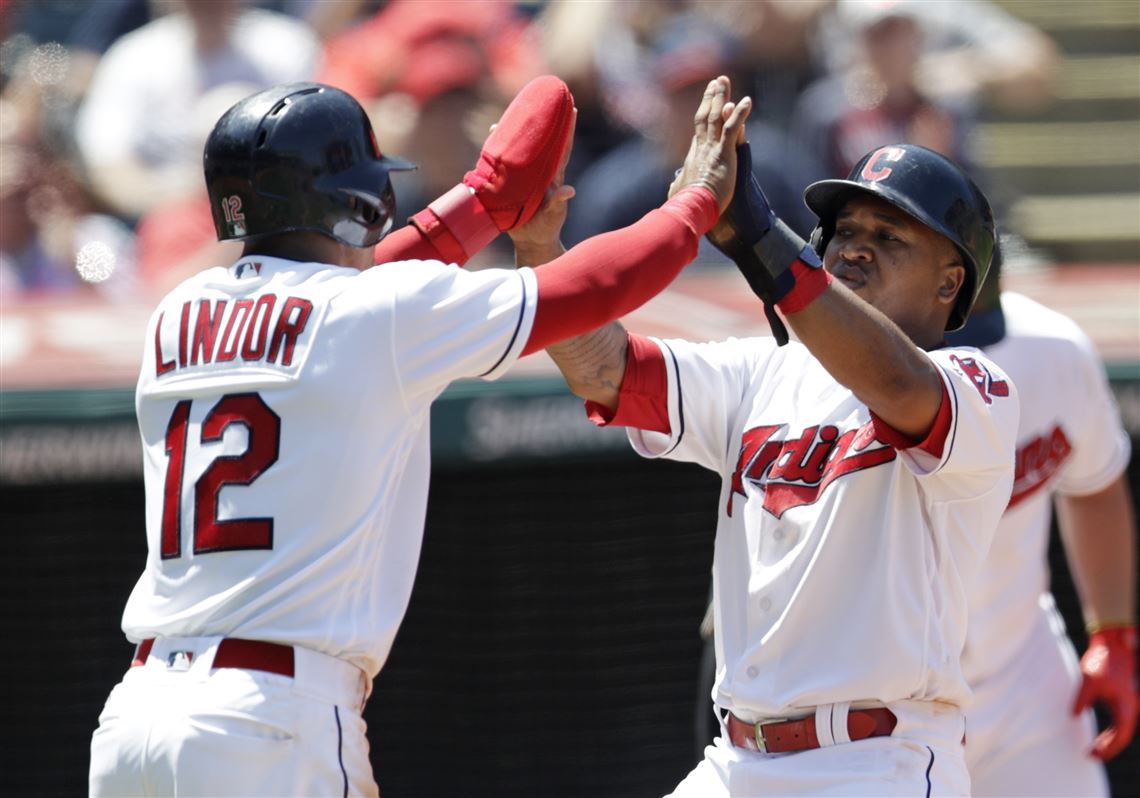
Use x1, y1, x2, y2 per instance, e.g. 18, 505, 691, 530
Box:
946, 244, 1137, 796
88, 76, 752, 796
527, 141, 1020, 796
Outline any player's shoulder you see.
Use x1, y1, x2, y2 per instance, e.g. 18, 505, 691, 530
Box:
929, 345, 1019, 410
661, 333, 791, 360
1000, 291, 1085, 338
996, 291, 1100, 363
366, 258, 531, 298
154, 265, 230, 307
660, 335, 812, 385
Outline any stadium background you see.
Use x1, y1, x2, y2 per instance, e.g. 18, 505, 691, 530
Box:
2, 0, 1138, 796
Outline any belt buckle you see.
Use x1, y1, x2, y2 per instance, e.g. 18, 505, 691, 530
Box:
754, 716, 787, 753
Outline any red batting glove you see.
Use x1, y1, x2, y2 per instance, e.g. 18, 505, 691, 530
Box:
1072, 624, 1138, 760
409, 75, 575, 264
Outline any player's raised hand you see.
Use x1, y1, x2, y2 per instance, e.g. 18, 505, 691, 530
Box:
669, 76, 752, 212
1072, 625, 1138, 760
407, 75, 576, 264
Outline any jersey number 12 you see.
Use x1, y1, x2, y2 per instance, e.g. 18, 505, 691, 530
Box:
160, 392, 280, 559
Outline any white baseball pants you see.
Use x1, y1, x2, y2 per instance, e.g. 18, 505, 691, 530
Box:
965, 594, 1108, 797
89, 636, 377, 797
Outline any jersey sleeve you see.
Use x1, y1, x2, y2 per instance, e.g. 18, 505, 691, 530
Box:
899, 347, 1020, 501
378, 261, 537, 402
1053, 328, 1132, 496
627, 337, 775, 473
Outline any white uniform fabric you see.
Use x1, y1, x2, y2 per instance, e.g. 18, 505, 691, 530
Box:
963, 292, 1129, 796
90, 255, 536, 796
672, 701, 972, 798
629, 336, 1018, 795
76, 10, 318, 175
90, 636, 374, 797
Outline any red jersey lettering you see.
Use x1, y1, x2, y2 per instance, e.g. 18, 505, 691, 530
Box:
1008, 425, 1073, 509
153, 294, 313, 376
728, 421, 898, 518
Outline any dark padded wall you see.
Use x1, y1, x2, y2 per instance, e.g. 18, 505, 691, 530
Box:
2, 455, 1136, 797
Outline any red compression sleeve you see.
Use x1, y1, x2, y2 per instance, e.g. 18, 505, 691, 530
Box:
585, 333, 670, 431
522, 186, 719, 355
372, 223, 470, 266
869, 381, 952, 456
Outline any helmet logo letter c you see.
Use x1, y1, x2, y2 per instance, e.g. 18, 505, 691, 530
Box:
860, 147, 907, 182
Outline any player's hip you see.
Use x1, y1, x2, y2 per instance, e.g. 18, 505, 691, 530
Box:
90, 637, 377, 796
964, 598, 1096, 781
124, 635, 371, 706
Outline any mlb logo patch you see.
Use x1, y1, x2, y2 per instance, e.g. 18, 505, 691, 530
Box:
236, 261, 263, 279
167, 651, 194, 671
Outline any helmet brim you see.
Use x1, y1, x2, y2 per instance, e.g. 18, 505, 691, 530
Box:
803, 177, 979, 332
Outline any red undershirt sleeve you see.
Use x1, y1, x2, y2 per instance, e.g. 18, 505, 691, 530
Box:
521, 186, 719, 355
585, 333, 670, 431
869, 381, 953, 457
372, 224, 469, 266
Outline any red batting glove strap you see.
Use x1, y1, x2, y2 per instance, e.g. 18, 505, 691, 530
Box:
409, 184, 499, 265
776, 259, 833, 314
1073, 624, 1138, 761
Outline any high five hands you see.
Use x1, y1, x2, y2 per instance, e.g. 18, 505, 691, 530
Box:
670, 76, 753, 212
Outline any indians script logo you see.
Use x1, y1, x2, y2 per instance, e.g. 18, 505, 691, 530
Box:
727, 421, 897, 518
1008, 425, 1073, 509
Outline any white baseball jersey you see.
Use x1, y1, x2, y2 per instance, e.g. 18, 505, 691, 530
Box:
961, 292, 1128, 796
628, 337, 1018, 719
961, 292, 1131, 684
124, 254, 536, 677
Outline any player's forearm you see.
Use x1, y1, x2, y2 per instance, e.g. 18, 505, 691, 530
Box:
373, 224, 470, 266
545, 323, 629, 409
785, 281, 945, 439
1057, 475, 1138, 628
511, 233, 628, 408
519, 186, 717, 356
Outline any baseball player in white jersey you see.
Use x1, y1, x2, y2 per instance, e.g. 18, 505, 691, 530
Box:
528, 141, 1020, 796
946, 245, 1137, 796
88, 77, 753, 796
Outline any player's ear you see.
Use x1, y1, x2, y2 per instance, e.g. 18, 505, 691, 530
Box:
936, 262, 966, 306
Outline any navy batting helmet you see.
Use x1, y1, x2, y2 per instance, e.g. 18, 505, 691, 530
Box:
803, 144, 995, 331
204, 83, 416, 248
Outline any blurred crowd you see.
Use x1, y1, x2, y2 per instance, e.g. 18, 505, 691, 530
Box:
0, 0, 1058, 302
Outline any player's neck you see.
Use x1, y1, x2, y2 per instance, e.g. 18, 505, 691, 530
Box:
242, 233, 372, 271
